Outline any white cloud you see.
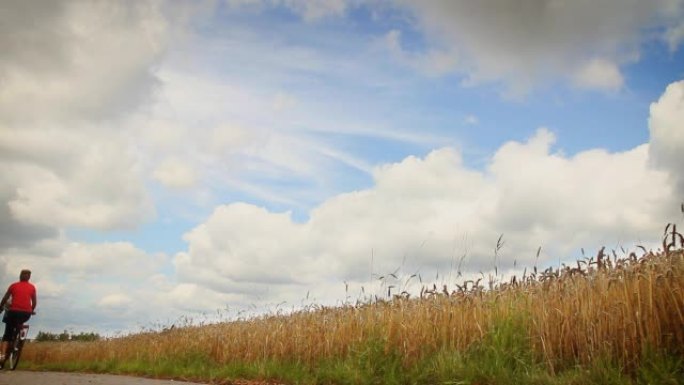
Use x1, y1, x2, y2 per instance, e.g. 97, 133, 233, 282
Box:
392, 0, 683, 93
222, 0, 683, 92
165, 283, 242, 314
57, 242, 166, 278
649, 80, 684, 189
0, 1, 175, 231
174, 79, 682, 309
4, 130, 153, 230
98, 294, 133, 309
176, 203, 310, 287
32, 279, 65, 299
153, 158, 197, 189
572, 58, 624, 91
0, 1, 169, 122
0, 174, 57, 251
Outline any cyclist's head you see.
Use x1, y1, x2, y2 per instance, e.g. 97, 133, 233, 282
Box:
19, 269, 31, 282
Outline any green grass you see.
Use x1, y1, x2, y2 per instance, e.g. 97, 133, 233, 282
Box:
23, 316, 684, 385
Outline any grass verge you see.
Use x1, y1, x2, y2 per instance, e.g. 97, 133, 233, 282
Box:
22, 316, 684, 384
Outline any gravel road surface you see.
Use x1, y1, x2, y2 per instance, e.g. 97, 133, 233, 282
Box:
0, 371, 209, 385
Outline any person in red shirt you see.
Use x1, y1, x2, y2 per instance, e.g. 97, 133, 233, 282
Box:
0, 269, 37, 362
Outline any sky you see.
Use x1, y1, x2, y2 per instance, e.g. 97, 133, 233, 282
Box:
1, 0, 683, 335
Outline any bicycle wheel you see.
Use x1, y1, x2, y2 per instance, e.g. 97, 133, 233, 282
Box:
8, 339, 22, 370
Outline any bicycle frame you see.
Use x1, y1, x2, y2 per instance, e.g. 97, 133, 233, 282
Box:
17, 324, 29, 342
4, 323, 29, 370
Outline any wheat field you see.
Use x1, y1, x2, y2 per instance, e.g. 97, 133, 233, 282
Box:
22, 226, 684, 382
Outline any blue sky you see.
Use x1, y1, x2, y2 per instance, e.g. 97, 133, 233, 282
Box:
1, 0, 683, 334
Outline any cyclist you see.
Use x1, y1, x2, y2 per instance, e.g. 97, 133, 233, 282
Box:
0, 269, 37, 362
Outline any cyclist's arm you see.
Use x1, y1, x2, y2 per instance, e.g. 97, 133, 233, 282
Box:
0, 289, 10, 311
31, 290, 37, 312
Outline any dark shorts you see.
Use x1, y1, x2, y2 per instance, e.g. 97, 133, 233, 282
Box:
2, 311, 31, 342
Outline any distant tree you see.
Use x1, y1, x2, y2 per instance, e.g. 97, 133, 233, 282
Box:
71, 332, 100, 342
34, 331, 59, 342
33, 330, 101, 342
58, 330, 70, 341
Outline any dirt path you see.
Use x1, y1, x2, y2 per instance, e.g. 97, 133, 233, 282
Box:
0, 371, 284, 385
0, 371, 210, 385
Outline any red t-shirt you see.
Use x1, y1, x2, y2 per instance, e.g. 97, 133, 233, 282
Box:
7, 281, 36, 313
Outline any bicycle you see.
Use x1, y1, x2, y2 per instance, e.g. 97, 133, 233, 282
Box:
0, 314, 33, 371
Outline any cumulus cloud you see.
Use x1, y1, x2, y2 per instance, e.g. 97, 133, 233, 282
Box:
153, 157, 197, 189
173, 80, 682, 310
0, 1, 168, 122
392, 0, 683, 94
648, 80, 684, 189
175, 204, 310, 290
0, 179, 57, 251
165, 283, 243, 314
173, 138, 674, 307
0, 3, 198, 326
0, 1, 173, 232
3, 129, 153, 230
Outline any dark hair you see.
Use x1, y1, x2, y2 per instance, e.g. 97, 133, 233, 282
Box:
19, 269, 31, 281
